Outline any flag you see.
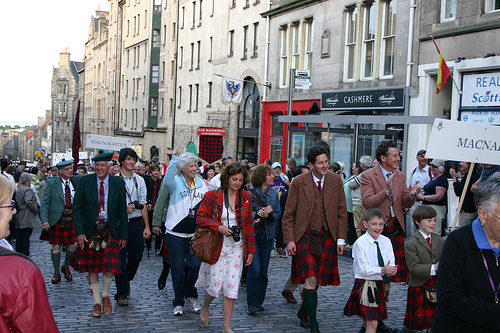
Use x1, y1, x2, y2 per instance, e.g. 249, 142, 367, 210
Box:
221, 76, 243, 105
34, 149, 43, 168
432, 38, 451, 94
72, 101, 81, 172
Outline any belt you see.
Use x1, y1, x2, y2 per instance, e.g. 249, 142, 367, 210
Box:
129, 217, 142, 222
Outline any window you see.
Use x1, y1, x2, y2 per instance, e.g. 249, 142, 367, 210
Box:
211, 0, 215, 16
209, 36, 213, 61
361, 2, 376, 79
189, 85, 193, 111
181, 6, 185, 28
196, 41, 201, 69
195, 84, 199, 111
304, 19, 313, 70
199, 0, 203, 25
126, 80, 129, 97
152, 65, 159, 84
190, 43, 194, 70
56, 141, 60, 152
171, 60, 174, 77
153, 29, 160, 48
179, 46, 183, 68
253, 22, 259, 56
486, 0, 500, 12
127, 20, 130, 36
441, 0, 456, 21
192, 1, 196, 28
244, 0, 250, 8
229, 30, 234, 57
58, 84, 67, 94
242, 25, 248, 59
144, 10, 147, 28
162, 61, 165, 81
171, 23, 175, 41
134, 16, 137, 36
170, 98, 173, 115
123, 109, 127, 126
127, 49, 130, 67
291, 22, 300, 69
381, 1, 395, 77
178, 86, 182, 107
58, 102, 67, 114
56, 121, 60, 133
161, 98, 164, 117
207, 81, 212, 107
231, 0, 236, 8
137, 14, 140, 35
143, 76, 146, 93
279, 25, 288, 87
66, 122, 70, 133
151, 97, 158, 116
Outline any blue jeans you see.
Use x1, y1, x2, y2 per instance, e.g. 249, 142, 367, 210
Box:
166, 233, 201, 307
247, 228, 273, 308
115, 218, 145, 300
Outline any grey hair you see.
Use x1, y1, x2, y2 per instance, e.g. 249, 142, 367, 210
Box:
474, 175, 500, 211
437, 166, 445, 174
176, 152, 199, 175
19, 172, 31, 185
359, 155, 373, 168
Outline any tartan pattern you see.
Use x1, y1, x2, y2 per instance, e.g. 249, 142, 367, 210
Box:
64, 181, 72, 208
159, 233, 169, 259
98, 181, 105, 223
199, 135, 223, 164
291, 227, 340, 286
403, 277, 437, 330
70, 231, 122, 274
39, 218, 77, 244
343, 278, 388, 321
72, 101, 81, 173
196, 188, 256, 265
383, 220, 408, 283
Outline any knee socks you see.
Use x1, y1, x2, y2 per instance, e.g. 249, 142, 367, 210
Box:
90, 283, 102, 305
63, 249, 75, 268
303, 287, 319, 329
51, 252, 61, 274
102, 274, 114, 297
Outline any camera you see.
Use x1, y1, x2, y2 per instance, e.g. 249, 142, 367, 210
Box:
229, 226, 241, 242
133, 201, 144, 210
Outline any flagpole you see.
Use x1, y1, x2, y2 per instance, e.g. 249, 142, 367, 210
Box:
431, 35, 462, 95
214, 73, 271, 88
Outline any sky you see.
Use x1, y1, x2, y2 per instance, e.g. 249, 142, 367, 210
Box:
0, 1, 109, 127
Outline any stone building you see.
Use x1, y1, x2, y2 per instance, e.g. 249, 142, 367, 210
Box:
50, 49, 84, 154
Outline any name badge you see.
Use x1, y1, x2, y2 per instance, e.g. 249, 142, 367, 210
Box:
389, 206, 395, 218
99, 209, 106, 219
188, 208, 196, 219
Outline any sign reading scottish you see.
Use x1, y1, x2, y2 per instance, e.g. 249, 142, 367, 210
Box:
86, 134, 133, 151
321, 87, 405, 111
426, 119, 500, 165
461, 72, 500, 107
460, 110, 500, 125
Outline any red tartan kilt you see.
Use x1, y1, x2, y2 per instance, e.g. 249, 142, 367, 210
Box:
291, 228, 340, 286
70, 232, 122, 274
159, 233, 169, 259
39, 220, 77, 244
382, 222, 408, 283
344, 278, 388, 321
404, 278, 437, 330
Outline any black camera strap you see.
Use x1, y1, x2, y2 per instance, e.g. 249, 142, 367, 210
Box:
223, 189, 241, 227
119, 172, 139, 203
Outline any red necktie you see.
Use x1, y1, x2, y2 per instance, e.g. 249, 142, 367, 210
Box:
317, 180, 322, 192
99, 181, 105, 222
64, 181, 72, 208
152, 182, 158, 207
426, 237, 432, 248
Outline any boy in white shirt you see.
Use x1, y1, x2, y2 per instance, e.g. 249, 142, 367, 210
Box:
344, 208, 397, 333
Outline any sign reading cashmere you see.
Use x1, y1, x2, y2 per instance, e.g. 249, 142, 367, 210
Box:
221, 76, 244, 105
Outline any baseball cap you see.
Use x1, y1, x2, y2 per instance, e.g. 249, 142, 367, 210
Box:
271, 162, 282, 169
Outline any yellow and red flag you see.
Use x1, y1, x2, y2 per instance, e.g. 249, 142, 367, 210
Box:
432, 37, 451, 94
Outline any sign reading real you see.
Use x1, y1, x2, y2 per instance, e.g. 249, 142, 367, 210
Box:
462, 72, 500, 107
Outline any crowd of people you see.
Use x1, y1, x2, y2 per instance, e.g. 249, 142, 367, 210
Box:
1, 140, 500, 333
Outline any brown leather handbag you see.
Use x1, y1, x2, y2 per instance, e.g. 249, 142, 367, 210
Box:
190, 227, 220, 263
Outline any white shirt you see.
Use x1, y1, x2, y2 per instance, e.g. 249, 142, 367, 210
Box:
0, 238, 13, 251
409, 165, 431, 188
352, 232, 395, 280
119, 172, 147, 219
208, 173, 221, 191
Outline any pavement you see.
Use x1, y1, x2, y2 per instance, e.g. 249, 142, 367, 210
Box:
22, 228, 420, 333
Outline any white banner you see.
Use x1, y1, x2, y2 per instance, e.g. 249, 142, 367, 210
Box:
426, 119, 500, 164
221, 77, 243, 105
462, 72, 500, 107
86, 134, 132, 151
460, 110, 500, 125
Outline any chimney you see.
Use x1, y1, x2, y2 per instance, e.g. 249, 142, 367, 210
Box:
59, 48, 70, 68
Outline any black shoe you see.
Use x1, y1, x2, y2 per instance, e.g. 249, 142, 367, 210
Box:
297, 310, 310, 329
359, 323, 366, 333
158, 268, 168, 290
377, 321, 393, 333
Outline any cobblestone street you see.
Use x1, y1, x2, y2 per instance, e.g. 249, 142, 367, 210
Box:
25, 227, 414, 333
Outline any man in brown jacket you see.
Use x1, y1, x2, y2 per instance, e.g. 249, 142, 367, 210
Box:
283, 146, 347, 333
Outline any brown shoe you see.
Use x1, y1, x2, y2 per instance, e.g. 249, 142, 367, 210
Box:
91, 303, 102, 317
117, 295, 129, 306
61, 266, 73, 281
281, 290, 297, 303
102, 296, 112, 315
51, 273, 61, 284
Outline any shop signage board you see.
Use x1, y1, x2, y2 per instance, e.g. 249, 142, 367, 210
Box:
461, 72, 500, 107
321, 87, 405, 111
86, 134, 132, 151
197, 127, 226, 136
426, 119, 500, 164
294, 70, 311, 89
459, 110, 500, 125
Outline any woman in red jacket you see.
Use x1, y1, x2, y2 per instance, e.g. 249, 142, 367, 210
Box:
195, 163, 255, 333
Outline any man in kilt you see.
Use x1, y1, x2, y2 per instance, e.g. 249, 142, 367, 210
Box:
40, 159, 80, 284
358, 140, 421, 332
70, 151, 128, 317
282, 146, 348, 333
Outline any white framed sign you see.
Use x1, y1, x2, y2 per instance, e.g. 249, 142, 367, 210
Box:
86, 134, 132, 151
462, 72, 500, 107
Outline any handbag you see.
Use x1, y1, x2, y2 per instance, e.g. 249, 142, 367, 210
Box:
88, 223, 111, 251
423, 284, 437, 303
59, 208, 73, 230
360, 280, 381, 307
190, 226, 220, 263
307, 233, 326, 256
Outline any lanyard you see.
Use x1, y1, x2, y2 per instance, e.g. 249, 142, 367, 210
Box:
481, 250, 500, 303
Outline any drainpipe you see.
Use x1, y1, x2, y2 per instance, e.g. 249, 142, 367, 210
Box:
406, 0, 416, 87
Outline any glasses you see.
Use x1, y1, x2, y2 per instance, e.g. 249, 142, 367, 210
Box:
484, 208, 500, 221
0, 200, 15, 211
